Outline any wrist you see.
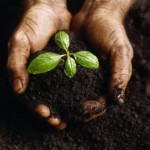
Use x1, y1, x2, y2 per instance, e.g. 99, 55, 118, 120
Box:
115, 0, 136, 20
23, 0, 67, 9
92, 0, 136, 20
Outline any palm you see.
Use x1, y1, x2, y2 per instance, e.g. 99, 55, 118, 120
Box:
72, 0, 133, 104
7, 2, 72, 129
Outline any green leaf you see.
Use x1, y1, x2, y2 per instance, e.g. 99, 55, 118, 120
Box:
27, 52, 62, 74
64, 56, 76, 78
55, 31, 70, 50
74, 51, 99, 69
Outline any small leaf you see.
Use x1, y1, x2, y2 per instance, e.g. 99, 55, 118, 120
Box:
64, 56, 76, 78
55, 31, 70, 50
74, 51, 99, 69
27, 52, 62, 74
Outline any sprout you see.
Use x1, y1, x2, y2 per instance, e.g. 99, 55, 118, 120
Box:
27, 31, 99, 78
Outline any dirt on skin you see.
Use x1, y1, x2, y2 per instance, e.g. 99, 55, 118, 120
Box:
22, 31, 108, 123
0, 0, 149, 150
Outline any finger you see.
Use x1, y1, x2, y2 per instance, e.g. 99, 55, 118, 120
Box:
59, 10, 72, 30
35, 104, 50, 118
109, 43, 133, 105
81, 96, 107, 122
84, 109, 106, 123
47, 117, 61, 126
7, 5, 71, 94
82, 96, 106, 115
55, 122, 67, 130
83, 14, 133, 104
16, 6, 58, 52
71, 0, 94, 36
7, 30, 30, 94
71, 12, 87, 37
14, 4, 71, 52
35, 104, 65, 128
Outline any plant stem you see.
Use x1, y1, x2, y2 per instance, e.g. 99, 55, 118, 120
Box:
65, 48, 70, 57
69, 53, 74, 56
61, 54, 67, 57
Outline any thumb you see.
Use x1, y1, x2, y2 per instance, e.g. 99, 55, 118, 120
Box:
7, 4, 72, 94
109, 40, 133, 105
7, 30, 30, 94
71, 12, 87, 37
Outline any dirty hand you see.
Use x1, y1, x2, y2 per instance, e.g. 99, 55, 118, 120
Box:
7, 0, 72, 129
72, 0, 135, 114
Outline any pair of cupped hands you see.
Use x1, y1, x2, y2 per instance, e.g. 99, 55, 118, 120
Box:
7, 0, 135, 130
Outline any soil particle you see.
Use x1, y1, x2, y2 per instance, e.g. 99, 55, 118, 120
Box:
112, 84, 125, 105
0, 0, 149, 149
22, 31, 108, 123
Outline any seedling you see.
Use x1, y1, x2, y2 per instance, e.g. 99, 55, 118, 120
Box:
27, 31, 99, 78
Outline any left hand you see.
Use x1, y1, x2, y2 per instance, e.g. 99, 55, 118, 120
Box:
72, 0, 135, 117
7, 0, 72, 130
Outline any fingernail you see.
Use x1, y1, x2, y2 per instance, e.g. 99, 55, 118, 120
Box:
56, 122, 67, 130
13, 78, 23, 94
47, 117, 61, 126
84, 109, 106, 123
112, 84, 125, 105
82, 98, 106, 115
35, 105, 50, 118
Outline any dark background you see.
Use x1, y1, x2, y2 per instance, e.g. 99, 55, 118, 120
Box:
0, 0, 150, 149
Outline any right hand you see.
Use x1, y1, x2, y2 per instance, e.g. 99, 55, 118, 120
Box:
7, 0, 72, 130
72, 0, 134, 105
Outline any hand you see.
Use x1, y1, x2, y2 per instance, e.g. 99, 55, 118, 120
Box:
7, 0, 72, 130
72, 0, 135, 109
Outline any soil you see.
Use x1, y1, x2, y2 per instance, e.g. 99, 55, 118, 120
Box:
22, 31, 108, 123
0, 0, 150, 150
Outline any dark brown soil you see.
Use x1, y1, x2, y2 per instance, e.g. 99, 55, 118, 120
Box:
22, 31, 108, 122
0, 0, 150, 150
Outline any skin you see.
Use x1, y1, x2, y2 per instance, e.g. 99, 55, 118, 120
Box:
7, 0, 135, 129
72, 0, 135, 104
7, 0, 71, 129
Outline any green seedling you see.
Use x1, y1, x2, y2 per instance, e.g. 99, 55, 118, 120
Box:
27, 31, 99, 78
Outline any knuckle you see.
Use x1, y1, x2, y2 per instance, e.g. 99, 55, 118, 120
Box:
59, 11, 72, 28
8, 34, 21, 51
7, 60, 17, 73
12, 31, 23, 43
65, 10, 72, 19
7, 56, 22, 73
9, 30, 29, 49
73, 12, 86, 26
111, 40, 133, 59
35, 105, 50, 118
